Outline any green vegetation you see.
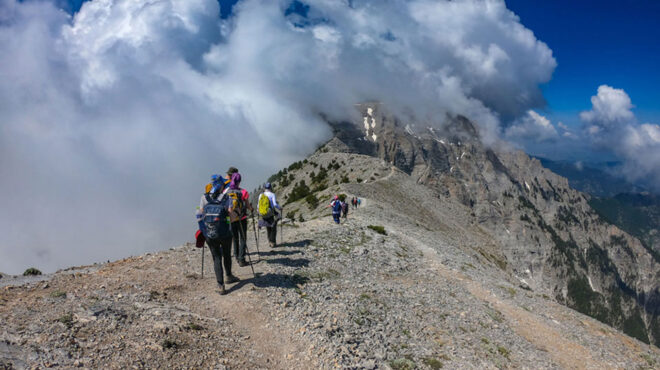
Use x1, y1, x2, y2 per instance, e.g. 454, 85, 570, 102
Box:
390, 358, 416, 370
286, 210, 296, 220
161, 339, 179, 350
184, 322, 204, 331
622, 309, 650, 344
305, 193, 319, 209
50, 290, 67, 298
589, 195, 660, 263
423, 357, 444, 369
56, 313, 74, 328
367, 225, 387, 235
286, 180, 311, 204
23, 267, 42, 276
497, 346, 511, 359
298, 214, 305, 223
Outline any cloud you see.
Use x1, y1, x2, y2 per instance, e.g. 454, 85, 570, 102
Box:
0, 0, 555, 274
505, 110, 558, 142
580, 85, 634, 126
580, 85, 660, 188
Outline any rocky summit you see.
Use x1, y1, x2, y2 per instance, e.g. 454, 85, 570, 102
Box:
2, 107, 660, 369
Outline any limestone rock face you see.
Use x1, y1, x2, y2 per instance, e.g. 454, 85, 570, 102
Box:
333, 104, 660, 346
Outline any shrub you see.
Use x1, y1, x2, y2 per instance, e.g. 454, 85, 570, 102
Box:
286, 211, 296, 220
286, 181, 311, 204
337, 193, 347, 202
305, 194, 319, 209
298, 214, 305, 223
161, 339, 178, 350
23, 268, 42, 276
367, 225, 386, 235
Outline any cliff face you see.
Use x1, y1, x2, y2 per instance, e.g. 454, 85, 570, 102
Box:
337, 104, 660, 346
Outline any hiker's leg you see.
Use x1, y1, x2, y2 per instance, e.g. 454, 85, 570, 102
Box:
238, 219, 247, 262
219, 237, 233, 277
207, 240, 224, 286
270, 220, 278, 244
231, 222, 240, 258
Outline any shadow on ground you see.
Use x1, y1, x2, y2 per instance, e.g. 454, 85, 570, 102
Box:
226, 273, 309, 294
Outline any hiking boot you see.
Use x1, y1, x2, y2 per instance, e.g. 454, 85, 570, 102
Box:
218, 284, 227, 295
226, 275, 240, 284
238, 260, 249, 267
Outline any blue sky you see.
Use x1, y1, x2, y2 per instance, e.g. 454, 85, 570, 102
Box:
506, 0, 660, 126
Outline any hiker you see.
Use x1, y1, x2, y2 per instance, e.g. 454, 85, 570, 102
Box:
357, 198, 361, 207
341, 199, 349, 219
352, 197, 357, 209
329, 196, 342, 224
226, 172, 253, 267
258, 182, 282, 247
196, 180, 239, 295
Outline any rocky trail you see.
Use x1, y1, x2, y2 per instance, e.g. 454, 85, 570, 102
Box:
2, 189, 659, 369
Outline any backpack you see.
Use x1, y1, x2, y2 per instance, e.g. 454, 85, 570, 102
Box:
202, 193, 232, 240
341, 202, 348, 213
258, 193, 274, 219
332, 200, 342, 214
226, 188, 246, 222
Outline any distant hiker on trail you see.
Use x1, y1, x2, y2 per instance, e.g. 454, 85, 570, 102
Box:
226, 172, 253, 267
357, 198, 361, 207
258, 182, 282, 247
341, 199, 349, 219
352, 197, 357, 209
196, 179, 239, 295
329, 196, 342, 224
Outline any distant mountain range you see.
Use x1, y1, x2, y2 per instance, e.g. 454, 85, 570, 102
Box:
535, 157, 660, 260
534, 157, 646, 198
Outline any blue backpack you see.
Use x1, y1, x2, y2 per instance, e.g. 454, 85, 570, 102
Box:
332, 200, 342, 214
202, 193, 232, 240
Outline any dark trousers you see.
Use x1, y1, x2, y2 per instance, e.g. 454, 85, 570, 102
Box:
231, 219, 248, 262
332, 213, 341, 224
206, 237, 232, 285
264, 216, 278, 244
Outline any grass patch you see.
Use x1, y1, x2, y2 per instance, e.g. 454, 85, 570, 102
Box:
390, 358, 416, 370
56, 313, 74, 328
424, 358, 444, 369
161, 339, 179, 350
497, 346, 510, 359
50, 290, 67, 298
481, 337, 490, 344
183, 322, 204, 331
23, 267, 42, 276
487, 309, 505, 323
367, 225, 387, 235
499, 285, 516, 298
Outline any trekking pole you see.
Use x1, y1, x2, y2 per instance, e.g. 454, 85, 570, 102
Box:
201, 246, 205, 279
280, 207, 283, 246
250, 214, 261, 262
241, 222, 257, 278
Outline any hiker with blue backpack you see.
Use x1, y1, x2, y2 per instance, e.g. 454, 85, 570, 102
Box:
329, 195, 342, 224
258, 182, 282, 247
196, 178, 239, 295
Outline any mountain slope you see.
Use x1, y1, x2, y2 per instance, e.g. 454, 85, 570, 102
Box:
266, 103, 659, 347
2, 157, 659, 368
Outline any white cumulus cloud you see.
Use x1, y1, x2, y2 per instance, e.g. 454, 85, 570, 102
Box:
505, 110, 558, 142
0, 0, 556, 273
580, 85, 660, 188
